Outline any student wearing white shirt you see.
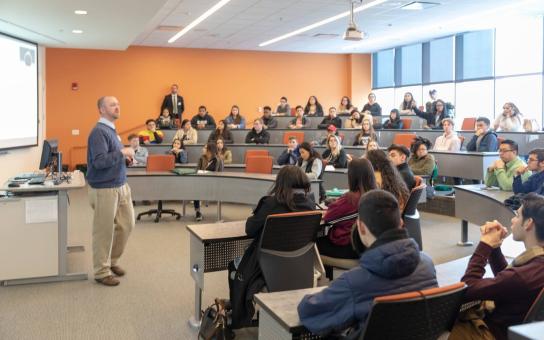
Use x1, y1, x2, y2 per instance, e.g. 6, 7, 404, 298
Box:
434, 118, 461, 152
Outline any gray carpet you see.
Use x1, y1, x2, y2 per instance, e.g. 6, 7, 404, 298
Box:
0, 187, 481, 340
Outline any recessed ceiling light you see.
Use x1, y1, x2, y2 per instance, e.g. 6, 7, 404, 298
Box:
74, 10, 87, 15
72, 29, 83, 34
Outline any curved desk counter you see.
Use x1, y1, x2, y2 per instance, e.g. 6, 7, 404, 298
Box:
431, 151, 499, 181
127, 171, 321, 220
454, 185, 514, 246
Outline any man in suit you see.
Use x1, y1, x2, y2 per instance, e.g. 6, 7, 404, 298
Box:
161, 84, 184, 120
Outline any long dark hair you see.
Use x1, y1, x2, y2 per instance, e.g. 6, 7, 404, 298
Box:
401, 92, 415, 110
347, 158, 377, 204
390, 109, 401, 122
212, 120, 231, 140
297, 142, 321, 166
229, 105, 242, 124
216, 137, 228, 153
410, 136, 432, 159
269, 165, 311, 211
171, 138, 185, 150
434, 99, 446, 115
365, 149, 409, 208
340, 96, 353, 109
304, 96, 323, 115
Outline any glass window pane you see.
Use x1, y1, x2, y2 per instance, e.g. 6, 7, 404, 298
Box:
495, 74, 543, 127
495, 16, 543, 76
400, 44, 422, 85
373, 49, 395, 88
462, 30, 494, 80
394, 85, 423, 110
422, 83, 455, 111
455, 80, 494, 127
429, 37, 454, 82
372, 88, 395, 115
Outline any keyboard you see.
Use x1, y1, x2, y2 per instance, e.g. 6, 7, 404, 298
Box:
28, 176, 46, 185
14, 172, 45, 180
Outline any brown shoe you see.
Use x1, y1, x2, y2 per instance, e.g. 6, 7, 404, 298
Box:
95, 275, 120, 286
110, 265, 125, 277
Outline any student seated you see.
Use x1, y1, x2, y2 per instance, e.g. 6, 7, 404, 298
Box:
304, 96, 324, 117
366, 149, 410, 208
156, 108, 175, 129
297, 142, 325, 201
128, 133, 148, 165
289, 106, 310, 129
275, 96, 291, 116
191, 105, 216, 130
413, 99, 452, 130
261, 106, 278, 129
408, 137, 435, 176
229, 166, 316, 328
485, 139, 530, 191
514, 148, 544, 195
322, 135, 348, 169
298, 190, 438, 336
338, 96, 355, 115
173, 119, 197, 145
277, 136, 300, 166
466, 117, 499, 152
216, 138, 232, 165
167, 139, 188, 164
224, 105, 246, 129
399, 92, 416, 115
194, 143, 223, 221
317, 159, 377, 259
138, 119, 164, 144
208, 120, 234, 144
245, 119, 270, 144
345, 109, 363, 129
494, 102, 523, 132
367, 140, 380, 151
382, 109, 403, 129
450, 193, 544, 340
353, 119, 378, 149
318, 107, 342, 129
362, 92, 382, 117
433, 118, 461, 151
387, 144, 416, 191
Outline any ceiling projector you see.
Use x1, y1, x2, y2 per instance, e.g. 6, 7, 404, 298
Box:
343, 0, 366, 41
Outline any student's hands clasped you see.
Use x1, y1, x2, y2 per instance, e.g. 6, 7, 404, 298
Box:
480, 220, 508, 248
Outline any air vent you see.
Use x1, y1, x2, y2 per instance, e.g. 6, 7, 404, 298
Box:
312, 33, 340, 39
401, 1, 440, 10
156, 25, 182, 31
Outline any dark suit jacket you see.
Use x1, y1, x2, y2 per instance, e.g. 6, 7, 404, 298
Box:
161, 94, 184, 118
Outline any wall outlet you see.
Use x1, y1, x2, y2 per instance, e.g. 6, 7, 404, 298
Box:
72, 129, 80, 136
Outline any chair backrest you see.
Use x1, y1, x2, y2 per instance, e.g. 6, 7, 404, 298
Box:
283, 131, 305, 144
403, 176, 426, 219
246, 155, 273, 174
461, 117, 477, 131
458, 135, 465, 149
244, 149, 269, 162
258, 211, 323, 292
146, 154, 175, 171
401, 119, 412, 130
360, 282, 467, 340
392, 133, 417, 148
524, 287, 544, 323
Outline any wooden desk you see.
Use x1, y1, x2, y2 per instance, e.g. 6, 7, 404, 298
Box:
0, 172, 87, 285
127, 171, 321, 220
454, 185, 514, 246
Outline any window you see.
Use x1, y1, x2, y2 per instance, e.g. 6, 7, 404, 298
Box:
455, 80, 494, 126
373, 49, 395, 88
495, 74, 543, 126
372, 88, 395, 114
429, 36, 454, 83
459, 30, 494, 80
422, 83, 455, 109
495, 16, 543, 76
400, 43, 422, 85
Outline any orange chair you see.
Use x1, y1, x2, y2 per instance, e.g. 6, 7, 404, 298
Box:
392, 133, 417, 148
246, 155, 273, 174
290, 107, 296, 116
245, 150, 269, 162
461, 117, 477, 131
283, 131, 305, 144
136, 154, 181, 223
401, 119, 412, 130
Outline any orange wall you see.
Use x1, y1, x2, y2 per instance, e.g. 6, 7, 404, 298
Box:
45, 46, 370, 164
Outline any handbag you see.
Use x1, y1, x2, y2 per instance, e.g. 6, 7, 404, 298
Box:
198, 299, 232, 340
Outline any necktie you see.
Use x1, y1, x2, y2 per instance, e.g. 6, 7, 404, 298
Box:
173, 95, 177, 114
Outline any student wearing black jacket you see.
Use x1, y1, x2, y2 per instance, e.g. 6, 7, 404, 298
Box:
190, 105, 216, 130
318, 107, 342, 129
322, 135, 348, 168
245, 119, 270, 144
304, 96, 324, 116
208, 120, 234, 144
466, 117, 499, 152
413, 99, 452, 130
382, 109, 403, 129
387, 144, 416, 191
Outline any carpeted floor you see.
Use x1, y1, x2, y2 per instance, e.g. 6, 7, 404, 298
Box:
0, 187, 482, 340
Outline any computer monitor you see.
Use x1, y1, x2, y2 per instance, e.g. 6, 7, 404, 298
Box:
39, 139, 58, 170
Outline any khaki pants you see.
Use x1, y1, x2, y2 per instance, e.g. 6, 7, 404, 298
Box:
88, 183, 135, 279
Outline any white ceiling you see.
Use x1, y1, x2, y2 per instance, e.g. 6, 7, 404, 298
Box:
1, 0, 544, 53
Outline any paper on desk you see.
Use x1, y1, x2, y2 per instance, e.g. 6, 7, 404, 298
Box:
25, 198, 57, 223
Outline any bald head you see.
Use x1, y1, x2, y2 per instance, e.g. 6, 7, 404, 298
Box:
97, 96, 120, 121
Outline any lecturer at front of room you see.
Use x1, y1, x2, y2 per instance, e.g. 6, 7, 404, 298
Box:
86, 96, 135, 286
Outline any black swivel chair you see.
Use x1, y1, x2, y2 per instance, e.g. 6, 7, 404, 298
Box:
402, 176, 426, 251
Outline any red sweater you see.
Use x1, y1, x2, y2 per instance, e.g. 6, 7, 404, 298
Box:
323, 192, 360, 246
461, 242, 544, 340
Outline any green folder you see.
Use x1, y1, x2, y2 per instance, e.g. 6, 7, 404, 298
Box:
326, 188, 348, 197
171, 168, 197, 175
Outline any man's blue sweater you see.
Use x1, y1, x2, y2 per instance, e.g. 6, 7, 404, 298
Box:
87, 122, 126, 189
513, 171, 544, 195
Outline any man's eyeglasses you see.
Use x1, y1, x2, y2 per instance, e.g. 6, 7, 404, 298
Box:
498, 149, 513, 154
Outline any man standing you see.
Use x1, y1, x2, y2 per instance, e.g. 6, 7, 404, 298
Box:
161, 84, 184, 120
485, 140, 530, 191
87, 96, 135, 286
